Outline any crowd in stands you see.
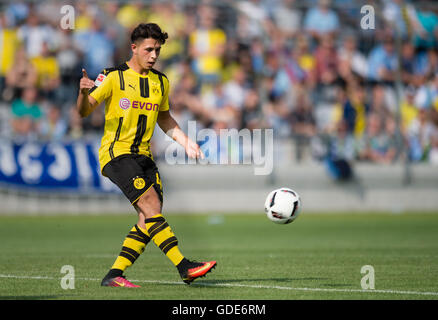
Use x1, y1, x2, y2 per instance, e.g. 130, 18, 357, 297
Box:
1, 0, 438, 166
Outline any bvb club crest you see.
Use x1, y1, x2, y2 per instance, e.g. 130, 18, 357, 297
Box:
151, 82, 160, 95
133, 176, 146, 190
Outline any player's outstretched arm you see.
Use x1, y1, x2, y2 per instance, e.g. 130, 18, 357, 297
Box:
76, 68, 99, 118
157, 110, 204, 160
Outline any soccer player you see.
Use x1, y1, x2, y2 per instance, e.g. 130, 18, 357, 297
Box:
76, 23, 216, 287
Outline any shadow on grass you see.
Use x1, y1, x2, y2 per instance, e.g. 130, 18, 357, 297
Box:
193, 277, 329, 285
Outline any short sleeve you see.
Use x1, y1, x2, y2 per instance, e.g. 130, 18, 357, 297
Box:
89, 71, 114, 105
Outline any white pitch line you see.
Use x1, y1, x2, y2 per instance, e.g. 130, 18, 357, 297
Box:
1, 274, 438, 297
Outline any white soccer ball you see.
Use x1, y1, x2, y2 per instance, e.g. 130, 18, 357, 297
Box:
264, 188, 302, 224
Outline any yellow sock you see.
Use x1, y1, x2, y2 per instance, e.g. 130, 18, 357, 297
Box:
145, 214, 184, 266
111, 225, 151, 272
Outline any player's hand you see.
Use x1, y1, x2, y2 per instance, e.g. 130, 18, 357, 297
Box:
79, 68, 95, 94
185, 139, 205, 160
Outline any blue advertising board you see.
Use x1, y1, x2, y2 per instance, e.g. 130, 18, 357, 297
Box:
0, 138, 119, 193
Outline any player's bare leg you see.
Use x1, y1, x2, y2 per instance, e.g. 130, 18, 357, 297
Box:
100, 188, 161, 288
135, 187, 216, 284
134, 186, 162, 227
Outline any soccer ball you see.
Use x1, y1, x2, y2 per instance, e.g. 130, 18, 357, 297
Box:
264, 188, 302, 224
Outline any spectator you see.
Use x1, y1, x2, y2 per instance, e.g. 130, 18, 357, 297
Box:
54, 26, 81, 106
0, 12, 20, 100
73, 16, 115, 80
17, 11, 55, 58
167, 80, 199, 134
429, 74, 438, 110
201, 82, 239, 128
82, 105, 105, 137
264, 93, 292, 138
359, 113, 398, 164
407, 108, 436, 162
189, 5, 226, 85
235, 0, 273, 42
148, 1, 187, 66
367, 36, 398, 82
271, 0, 302, 40
223, 66, 248, 111
320, 86, 347, 134
322, 118, 355, 181
74, 1, 95, 31
382, 0, 419, 40
31, 41, 60, 100
285, 34, 317, 87
370, 84, 392, 122
237, 45, 257, 87
202, 119, 231, 164
4, 2, 29, 27
314, 33, 338, 85
428, 131, 438, 165
68, 106, 83, 140
289, 88, 316, 161
400, 41, 416, 84
115, 1, 147, 30
240, 88, 264, 130
328, 119, 356, 162
4, 47, 37, 101
249, 38, 265, 76
413, 49, 438, 87
170, 69, 209, 129
337, 34, 368, 82
400, 85, 419, 132
35, 1, 63, 27
414, 73, 438, 110
267, 46, 300, 108
303, 0, 340, 40
432, 76, 438, 116
10, 87, 42, 139
101, 1, 130, 66
38, 103, 67, 141
412, 7, 438, 49
343, 85, 370, 138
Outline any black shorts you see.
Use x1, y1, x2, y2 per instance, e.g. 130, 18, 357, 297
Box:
103, 154, 163, 205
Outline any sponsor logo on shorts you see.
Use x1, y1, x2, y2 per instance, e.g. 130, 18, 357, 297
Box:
133, 177, 146, 190
119, 98, 131, 110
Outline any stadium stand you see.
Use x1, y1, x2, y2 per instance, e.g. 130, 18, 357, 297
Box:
1, 0, 437, 213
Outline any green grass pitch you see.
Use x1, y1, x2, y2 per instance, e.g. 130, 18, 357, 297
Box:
0, 212, 437, 300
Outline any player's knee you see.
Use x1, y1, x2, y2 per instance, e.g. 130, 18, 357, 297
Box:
136, 188, 161, 215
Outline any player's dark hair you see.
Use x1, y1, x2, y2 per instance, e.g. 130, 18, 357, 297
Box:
131, 23, 168, 44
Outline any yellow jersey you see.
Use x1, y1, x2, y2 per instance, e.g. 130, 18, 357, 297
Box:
89, 63, 170, 173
